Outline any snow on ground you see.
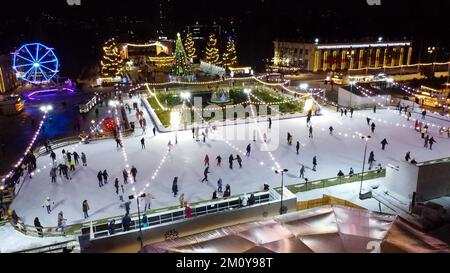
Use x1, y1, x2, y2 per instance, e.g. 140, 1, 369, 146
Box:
9, 96, 450, 226
0, 223, 73, 253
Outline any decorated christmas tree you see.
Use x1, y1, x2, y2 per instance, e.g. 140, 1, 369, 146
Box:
184, 33, 197, 62
171, 33, 192, 77
222, 37, 238, 68
100, 38, 123, 78
205, 33, 221, 65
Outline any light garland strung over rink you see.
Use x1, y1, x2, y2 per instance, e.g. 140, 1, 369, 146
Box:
1, 115, 47, 185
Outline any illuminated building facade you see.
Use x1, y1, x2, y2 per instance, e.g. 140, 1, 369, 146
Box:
0, 54, 19, 93
273, 40, 413, 72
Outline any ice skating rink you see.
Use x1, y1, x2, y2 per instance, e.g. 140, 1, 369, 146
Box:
10, 102, 450, 226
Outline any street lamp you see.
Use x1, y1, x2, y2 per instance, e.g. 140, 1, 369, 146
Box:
275, 169, 289, 215
349, 81, 356, 107
359, 135, 371, 200
39, 105, 53, 113
129, 193, 146, 248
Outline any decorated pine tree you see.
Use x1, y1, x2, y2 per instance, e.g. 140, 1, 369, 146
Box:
171, 33, 192, 77
205, 33, 221, 65
100, 38, 123, 78
184, 33, 197, 62
222, 38, 238, 68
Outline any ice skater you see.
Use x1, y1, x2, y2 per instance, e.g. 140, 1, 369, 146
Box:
201, 166, 210, 182
172, 177, 179, 197
216, 155, 222, 167
97, 171, 104, 187
381, 138, 388, 150
312, 156, 317, 171
246, 144, 251, 157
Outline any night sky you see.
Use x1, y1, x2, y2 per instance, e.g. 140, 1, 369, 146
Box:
0, 0, 449, 77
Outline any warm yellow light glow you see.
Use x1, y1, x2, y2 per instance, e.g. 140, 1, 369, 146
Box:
304, 99, 313, 112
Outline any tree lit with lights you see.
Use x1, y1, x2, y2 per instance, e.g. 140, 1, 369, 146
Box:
205, 33, 221, 65
171, 33, 192, 77
222, 37, 238, 69
101, 38, 123, 78
184, 32, 197, 62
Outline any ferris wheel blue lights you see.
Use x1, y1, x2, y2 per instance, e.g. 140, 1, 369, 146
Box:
12, 43, 59, 84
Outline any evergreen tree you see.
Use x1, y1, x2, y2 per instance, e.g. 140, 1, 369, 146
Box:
184, 33, 197, 62
101, 38, 123, 78
171, 33, 192, 77
205, 33, 221, 65
222, 38, 238, 68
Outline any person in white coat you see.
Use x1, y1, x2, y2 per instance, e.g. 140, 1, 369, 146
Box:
42, 197, 54, 214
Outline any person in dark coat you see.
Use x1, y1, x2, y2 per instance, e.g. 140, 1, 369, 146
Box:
34, 217, 43, 237
97, 171, 103, 187
337, 170, 344, 178
429, 137, 436, 150
102, 170, 109, 184
235, 155, 243, 168
296, 141, 300, 155
228, 154, 234, 169
371, 122, 376, 133
114, 178, 119, 194
405, 152, 411, 162
216, 155, 222, 167
73, 152, 80, 165
212, 191, 218, 200
122, 213, 131, 232
201, 167, 210, 182
366, 117, 371, 125
312, 156, 317, 171
246, 144, 251, 157
50, 151, 56, 162
123, 169, 129, 184
172, 177, 179, 197
381, 138, 388, 150
130, 166, 138, 182
108, 219, 116, 235
82, 200, 90, 218
248, 194, 256, 206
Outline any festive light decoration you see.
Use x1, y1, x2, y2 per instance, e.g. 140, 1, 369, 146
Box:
222, 37, 238, 69
205, 33, 221, 65
184, 32, 197, 61
171, 33, 193, 77
101, 38, 123, 78
12, 43, 59, 84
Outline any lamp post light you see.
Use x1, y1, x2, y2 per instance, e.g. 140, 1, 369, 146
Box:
275, 169, 289, 215
129, 193, 146, 248
359, 135, 371, 200
349, 81, 356, 107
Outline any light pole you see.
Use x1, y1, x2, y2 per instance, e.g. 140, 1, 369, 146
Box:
349, 81, 356, 107
359, 136, 371, 200
275, 169, 289, 215
129, 193, 146, 248
39, 105, 53, 139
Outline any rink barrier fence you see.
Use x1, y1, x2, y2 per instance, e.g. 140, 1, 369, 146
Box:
81, 190, 274, 239
297, 195, 366, 211
275, 168, 386, 194
12, 239, 80, 253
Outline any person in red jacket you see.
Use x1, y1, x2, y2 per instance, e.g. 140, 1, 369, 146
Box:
184, 201, 192, 218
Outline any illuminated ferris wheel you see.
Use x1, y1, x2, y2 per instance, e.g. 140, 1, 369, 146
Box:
12, 43, 59, 84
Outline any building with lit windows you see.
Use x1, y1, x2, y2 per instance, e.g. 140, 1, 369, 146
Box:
0, 54, 19, 93
272, 40, 413, 72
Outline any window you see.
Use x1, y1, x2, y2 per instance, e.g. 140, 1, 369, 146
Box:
305, 49, 309, 55
300, 49, 303, 55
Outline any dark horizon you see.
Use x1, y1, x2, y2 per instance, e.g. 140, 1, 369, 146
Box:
1, 0, 449, 78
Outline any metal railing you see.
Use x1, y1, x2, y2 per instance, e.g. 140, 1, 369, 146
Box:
276, 169, 386, 194
84, 190, 273, 239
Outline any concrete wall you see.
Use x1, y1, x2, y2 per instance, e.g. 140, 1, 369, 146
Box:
382, 161, 419, 204
416, 161, 450, 202
338, 87, 391, 108
83, 192, 297, 253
